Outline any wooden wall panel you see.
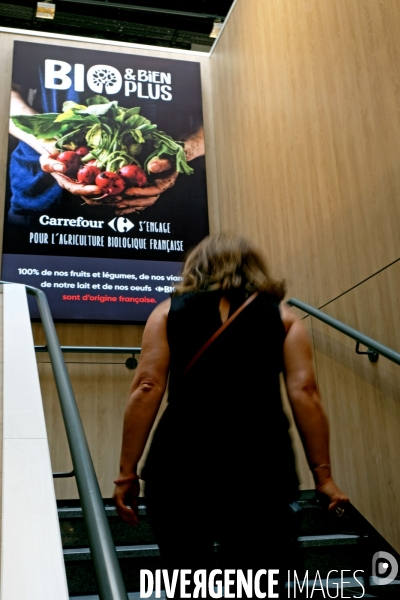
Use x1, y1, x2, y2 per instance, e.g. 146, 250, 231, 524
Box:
32, 319, 146, 498
0, 292, 3, 557
309, 261, 400, 551
38, 361, 135, 499
210, 0, 310, 302
321, 260, 400, 353
210, 0, 400, 307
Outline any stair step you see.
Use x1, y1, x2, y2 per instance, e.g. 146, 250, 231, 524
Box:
69, 576, 400, 600
58, 497, 359, 547
64, 544, 160, 561
59, 502, 153, 548
70, 595, 148, 600
64, 545, 162, 595
58, 504, 146, 518
298, 533, 360, 546
63, 534, 363, 595
63, 533, 360, 561
60, 492, 400, 596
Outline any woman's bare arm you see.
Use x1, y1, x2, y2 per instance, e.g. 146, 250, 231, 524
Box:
281, 304, 349, 511
114, 299, 171, 524
10, 89, 51, 155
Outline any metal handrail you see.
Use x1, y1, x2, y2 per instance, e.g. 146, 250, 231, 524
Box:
35, 345, 141, 354
287, 297, 400, 366
35, 345, 142, 369
0, 281, 128, 600
60, 0, 225, 21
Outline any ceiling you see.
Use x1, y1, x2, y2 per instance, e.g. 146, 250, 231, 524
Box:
0, 0, 234, 51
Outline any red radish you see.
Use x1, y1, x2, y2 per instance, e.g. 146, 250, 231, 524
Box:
118, 165, 147, 187
56, 151, 81, 176
95, 172, 126, 196
75, 146, 90, 157
77, 165, 101, 185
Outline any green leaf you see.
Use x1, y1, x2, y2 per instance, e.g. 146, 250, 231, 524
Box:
121, 131, 143, 154
123, 113, 152, 129
11, 114, 60, 138
55, 125, 91, 149
128, 143, 142, 156
123, 128, 145, 145
75, 101, 118, 116
122, 107, 141, 121
55, 107, 87, 122
144, 133, 193, 175
105, 150, 139, 171
137, 123, 158, 136
61, 101, 87, 113
175, 146, 194, 175
58, 114, 100, 128
86, 95, 110, 106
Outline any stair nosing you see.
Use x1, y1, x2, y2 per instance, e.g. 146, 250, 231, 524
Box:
63, 543, 160, 561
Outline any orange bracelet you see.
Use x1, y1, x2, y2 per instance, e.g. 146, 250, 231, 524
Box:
113, 475, 139, 485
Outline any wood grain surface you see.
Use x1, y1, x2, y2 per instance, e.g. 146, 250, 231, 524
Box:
211, 0, 400, 307
0, 291, 3, 561
309, 261, 400, 551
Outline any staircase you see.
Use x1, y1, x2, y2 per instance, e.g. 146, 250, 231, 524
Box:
59, 490, 400, 599
61, 497, 159, 596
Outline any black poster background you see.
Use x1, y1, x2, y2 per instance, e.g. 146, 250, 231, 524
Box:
2, 41, 209, 322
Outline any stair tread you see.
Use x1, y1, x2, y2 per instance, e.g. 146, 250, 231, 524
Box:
63, 533, 360, 560
59, 505, 146, 518
64, 543, 160, 561
298, 533, 360, 546
60, 491, 400, 598
68, 576, 400, 599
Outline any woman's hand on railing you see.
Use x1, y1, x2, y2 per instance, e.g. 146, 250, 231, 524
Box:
113, 477, 140, 526
316, 479, 350, 513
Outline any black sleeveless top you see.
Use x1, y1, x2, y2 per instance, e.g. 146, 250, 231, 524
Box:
143, 289, 299, 498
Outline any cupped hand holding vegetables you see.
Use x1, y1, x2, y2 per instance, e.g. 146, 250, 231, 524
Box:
11, 95, 204, 213
40, 149, 102, 197
107, 127, 205, 214
113, 170, 179, 215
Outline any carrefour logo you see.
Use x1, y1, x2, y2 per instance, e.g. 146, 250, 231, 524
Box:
108, 217, 135, 233
44, 60, 172, 100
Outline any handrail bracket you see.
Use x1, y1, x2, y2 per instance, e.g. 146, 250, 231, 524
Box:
125, 355, 138, 370
287, 298, 400, 366
355, 342, 379, 363
53, 469, 76, 479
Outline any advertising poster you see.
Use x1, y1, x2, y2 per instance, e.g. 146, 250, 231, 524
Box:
2, 41, 209, 322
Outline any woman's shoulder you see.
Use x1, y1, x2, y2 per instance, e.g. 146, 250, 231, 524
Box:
279, 301, 300, 334
147, 298, 171, 323
141, 299, 171, 352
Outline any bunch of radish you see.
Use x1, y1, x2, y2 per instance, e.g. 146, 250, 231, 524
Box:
52, 148, 148, 199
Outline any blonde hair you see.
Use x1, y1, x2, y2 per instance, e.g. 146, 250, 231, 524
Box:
175, 232, 286, 300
